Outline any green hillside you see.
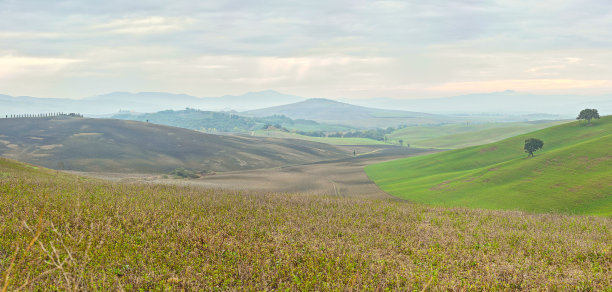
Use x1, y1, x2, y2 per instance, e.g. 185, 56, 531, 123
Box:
386, 120, 568, 149
365, 116, 612, 216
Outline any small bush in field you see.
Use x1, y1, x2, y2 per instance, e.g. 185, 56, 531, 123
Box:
169, 167, 200, 178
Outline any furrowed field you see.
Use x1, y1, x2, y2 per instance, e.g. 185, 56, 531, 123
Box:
1, 158, 610, 290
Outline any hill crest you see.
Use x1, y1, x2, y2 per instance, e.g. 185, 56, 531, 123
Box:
0, 117, 349, 173
242, 98, 456, 128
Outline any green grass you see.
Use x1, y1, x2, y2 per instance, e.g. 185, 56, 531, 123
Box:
252, 130, 389, 145
387, 120, 568, 149
251, 121, 567, 148
366, 117, 612, 216
1, 157, 610, 290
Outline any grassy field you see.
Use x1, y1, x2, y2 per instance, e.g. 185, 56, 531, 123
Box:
386, 120, 568, 149
252, 130, 389, 145
366, 117, 612, 216
253, 120, 567, 148
1, 158, 610, 290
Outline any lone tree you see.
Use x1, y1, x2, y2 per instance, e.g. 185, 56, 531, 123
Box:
524, 138, 544, 157
577, 108, 600, 124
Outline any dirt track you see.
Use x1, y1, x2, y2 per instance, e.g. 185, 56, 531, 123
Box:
73, 146, 437, 198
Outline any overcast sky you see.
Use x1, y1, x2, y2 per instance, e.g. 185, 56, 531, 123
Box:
1, 0, 611, 99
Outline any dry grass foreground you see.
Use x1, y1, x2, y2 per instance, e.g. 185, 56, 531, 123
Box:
1, 158, 610, 290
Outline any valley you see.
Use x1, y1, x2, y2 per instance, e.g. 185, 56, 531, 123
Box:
73, 145, 437, 197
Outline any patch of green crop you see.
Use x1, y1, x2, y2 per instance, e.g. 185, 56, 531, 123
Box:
387, 120, 568, 149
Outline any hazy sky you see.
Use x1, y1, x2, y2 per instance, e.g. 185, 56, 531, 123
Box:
1, 0, 611, 99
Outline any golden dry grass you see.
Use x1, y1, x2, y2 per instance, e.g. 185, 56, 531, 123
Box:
1, 158, 610, 290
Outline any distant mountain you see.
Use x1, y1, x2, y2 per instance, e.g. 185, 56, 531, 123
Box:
0, 117, 348, 173
0, 90, 305, 116
4, 89, 609, 120
241, 98, 457, 128
0, 94, 85, 116
348, 91, 612, 117
86, 90, 305, 112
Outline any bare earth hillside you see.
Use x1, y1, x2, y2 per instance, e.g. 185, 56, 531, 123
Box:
0, 117, 350, 173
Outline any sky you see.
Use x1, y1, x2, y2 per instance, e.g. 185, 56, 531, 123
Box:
1, 0, 611, 99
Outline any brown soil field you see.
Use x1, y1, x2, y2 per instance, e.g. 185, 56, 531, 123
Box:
72, 146, 437, 198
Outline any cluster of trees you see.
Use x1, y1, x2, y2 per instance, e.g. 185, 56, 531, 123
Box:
115, 110, 324, 133
296, 126, 406, 141
294, 130, 326, 137
169, 167, 213, 179
120, 109, 261, 132
330, 128, 388, 141
262, 123, 290, 132
5, 113, 82, 118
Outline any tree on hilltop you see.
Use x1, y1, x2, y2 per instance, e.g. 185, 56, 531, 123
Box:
524, 138, 543, 157
577, 108, 600, 124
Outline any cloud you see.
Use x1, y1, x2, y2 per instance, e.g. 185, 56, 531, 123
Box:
92, 16, 196, 34
0, 54, 81, 79
0, 0, 611, 98
0, 31, 65, 39
429, 79, 612, 93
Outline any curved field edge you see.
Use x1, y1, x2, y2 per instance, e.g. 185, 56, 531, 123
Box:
365, 116, 612, 216
387, 120, 569, 149
1, 158, 610, 290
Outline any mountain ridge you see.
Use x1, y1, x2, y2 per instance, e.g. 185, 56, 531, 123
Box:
0, 90, 305, 115
241, 98, 457, 128
348, 91, 612, 117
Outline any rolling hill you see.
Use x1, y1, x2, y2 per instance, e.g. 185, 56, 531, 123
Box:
0, 117, 349, 173
386, 120, 569, 149
365, 116, 612, 216
241, 98, 457, 128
